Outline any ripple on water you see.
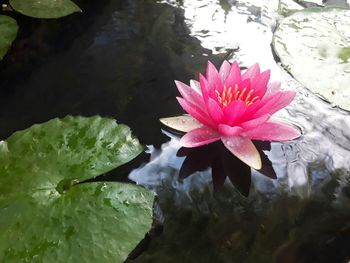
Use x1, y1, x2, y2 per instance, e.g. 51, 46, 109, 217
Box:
130, 0, 350, 207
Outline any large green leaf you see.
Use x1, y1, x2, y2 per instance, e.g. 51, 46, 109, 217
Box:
273, 7, 350, 111
0, 116, 154, 262
0, 15, 18, 59
9, 0, 81, 19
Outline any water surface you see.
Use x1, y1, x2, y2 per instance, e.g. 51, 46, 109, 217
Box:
1, 0, 350, 262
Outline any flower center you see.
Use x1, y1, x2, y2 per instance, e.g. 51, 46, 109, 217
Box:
215, 84, 259, 108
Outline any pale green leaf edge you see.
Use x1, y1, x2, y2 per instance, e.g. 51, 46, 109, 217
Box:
0, 15, 18, 59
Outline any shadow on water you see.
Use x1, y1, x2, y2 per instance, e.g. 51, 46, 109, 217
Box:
176, 140, 276, 196
1, 0, 350, 262
0, 0, 224, 146
128, 131, 350, 263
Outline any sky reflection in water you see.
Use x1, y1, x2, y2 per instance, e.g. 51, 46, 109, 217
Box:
130, 0, 350, 203
128, 2, 350, 259
0, 0, 350, 261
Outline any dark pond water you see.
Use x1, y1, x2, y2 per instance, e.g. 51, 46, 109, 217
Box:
1, 0, 350, 262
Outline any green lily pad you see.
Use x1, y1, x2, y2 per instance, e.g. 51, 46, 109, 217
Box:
0, 116, 154, 263
273, 7, 350, 111
9, 0, 81, 19
0, 15, 18, 59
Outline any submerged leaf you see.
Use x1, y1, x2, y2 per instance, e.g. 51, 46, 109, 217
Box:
273, 7, 350, 111
9, 0, 81, 19
0, 116, 154, 263
0, 15, 18, 59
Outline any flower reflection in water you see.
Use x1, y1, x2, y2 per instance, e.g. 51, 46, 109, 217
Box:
177, 140, 276, 196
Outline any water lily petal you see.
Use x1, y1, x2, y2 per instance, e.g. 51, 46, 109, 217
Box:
242, 63, 260, 80
252, 70, 270, 98
207, 98, 224, 123
190, 79, 201, 93
218, 124, 243, 136
206, 61, 223, 93
221, 136, 262, 169
160, 115, 203, 133
180, 127, 221, 147
225, 61, 241, 89
175, 80, 205, 108
177, 97, 215, 127
200, 73, 210, 103
240, 114, 270, 130
265, 81, 281, 96
242, 120, 301, 141
254, 90, 296, 116
224, 100, 246, 125
219, 60, 231, 81
240, 100, 260, 121
238, 78, 251, 93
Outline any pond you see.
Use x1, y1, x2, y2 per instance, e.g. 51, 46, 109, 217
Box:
0, 0, 350, 262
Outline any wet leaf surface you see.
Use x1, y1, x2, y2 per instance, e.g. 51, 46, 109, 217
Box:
0, 0, 350, 262
9, 0, 81, 18
0, 116, 154, 263
273, 7, 350, 111
0, 15, 18, 59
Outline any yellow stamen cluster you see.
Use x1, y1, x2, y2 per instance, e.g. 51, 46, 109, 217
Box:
215, 84, 259, 108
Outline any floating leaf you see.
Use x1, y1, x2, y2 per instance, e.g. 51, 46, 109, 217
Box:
0, 116, 154, 263
9, 0, 81, 19
278, 0, 304, 16
160, 115, 202, 133
273, 7, 350, 111
0, 15, 18, 59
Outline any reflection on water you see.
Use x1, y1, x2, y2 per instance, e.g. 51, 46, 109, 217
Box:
177, 141, 253, 195
130, 127, 350, 202
127, 0, 350, 262
128, 0, 350, 201
159, 0, 280, 65
129, 134, 350, 263
164, 138, 275, 195
0, 0, 350, 261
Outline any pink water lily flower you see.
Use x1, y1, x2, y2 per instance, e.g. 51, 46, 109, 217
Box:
175, 60, 301, 170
